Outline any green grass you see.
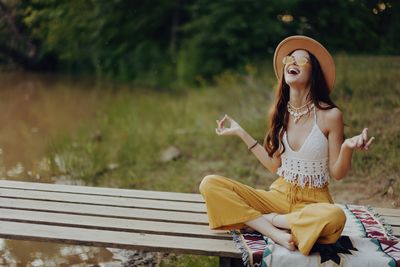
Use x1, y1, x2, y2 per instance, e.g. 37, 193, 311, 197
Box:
46, 55, 400, 266
48, 71, 276, 191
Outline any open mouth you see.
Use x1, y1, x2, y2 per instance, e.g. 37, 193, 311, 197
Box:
287, 66, 300, 75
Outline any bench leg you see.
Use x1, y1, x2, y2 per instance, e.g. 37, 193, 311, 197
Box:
219, 257, 244, 267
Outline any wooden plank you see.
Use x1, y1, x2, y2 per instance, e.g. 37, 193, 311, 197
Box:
392, 226, 400, 237
0, 197, 209, 224
0, 188, 207, 213
0, 208, 230, 240
373, 207, 400, 217
2, 180, 399, 216
0, 221, 242, 258
0, 179, 205, 202
2, 180, 399, 215
382, 216, 400, 226
0, 206, 395, 240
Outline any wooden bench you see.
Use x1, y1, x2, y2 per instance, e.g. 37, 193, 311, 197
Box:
0, 179, 243, 266
0, 179, 399, 266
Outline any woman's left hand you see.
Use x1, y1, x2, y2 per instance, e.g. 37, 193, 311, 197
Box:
343, 128, 375, 151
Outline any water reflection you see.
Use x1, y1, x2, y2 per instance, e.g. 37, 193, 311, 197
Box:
0, 71, 128, 266
2, 240, 114, 266
0, 71, 105, 177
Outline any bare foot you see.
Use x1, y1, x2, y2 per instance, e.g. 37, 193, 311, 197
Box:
263, 213, 278, 226
263, 213, 290, 232
271, 230, 296, 251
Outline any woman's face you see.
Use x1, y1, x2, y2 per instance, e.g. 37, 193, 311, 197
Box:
283, 49, 312, 88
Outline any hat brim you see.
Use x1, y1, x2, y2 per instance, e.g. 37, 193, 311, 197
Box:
273, 35, 335, 93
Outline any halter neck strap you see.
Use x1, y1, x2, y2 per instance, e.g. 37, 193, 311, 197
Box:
313, 105, 317, 123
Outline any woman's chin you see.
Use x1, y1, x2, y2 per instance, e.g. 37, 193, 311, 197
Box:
285, 77, 309, 88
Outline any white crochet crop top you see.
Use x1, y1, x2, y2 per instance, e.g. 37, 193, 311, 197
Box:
276, 106, 330, 188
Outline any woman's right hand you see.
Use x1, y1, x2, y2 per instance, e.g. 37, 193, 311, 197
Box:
343, 127, 375, 151
215, 114, 243, 136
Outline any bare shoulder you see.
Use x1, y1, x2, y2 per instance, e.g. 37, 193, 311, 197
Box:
325, 107, 342, 122
317, 103, 343, 134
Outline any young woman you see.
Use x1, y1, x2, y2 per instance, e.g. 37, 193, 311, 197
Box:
199, 35, 375, 256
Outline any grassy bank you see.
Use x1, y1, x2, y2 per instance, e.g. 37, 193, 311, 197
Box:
47, 55, 400, 266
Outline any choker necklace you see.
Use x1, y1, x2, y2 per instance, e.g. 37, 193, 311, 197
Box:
287, 101, 314, 123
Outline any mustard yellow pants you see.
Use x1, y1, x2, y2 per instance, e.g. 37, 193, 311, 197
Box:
199, 175, 346, 255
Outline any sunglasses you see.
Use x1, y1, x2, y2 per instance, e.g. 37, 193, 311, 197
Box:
282, 55, 309, 66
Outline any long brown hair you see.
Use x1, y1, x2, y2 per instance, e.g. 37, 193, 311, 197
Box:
264, 51, 338, 158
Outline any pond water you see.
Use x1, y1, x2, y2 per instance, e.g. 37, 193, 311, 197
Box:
0, 71, 129, 266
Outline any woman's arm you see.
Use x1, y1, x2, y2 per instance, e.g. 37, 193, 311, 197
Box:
327, 109, 375, 180
216, 114, 280, 173
237, 129, 281, 173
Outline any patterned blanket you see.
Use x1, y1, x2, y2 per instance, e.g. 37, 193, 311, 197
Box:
230, 204, 400, 267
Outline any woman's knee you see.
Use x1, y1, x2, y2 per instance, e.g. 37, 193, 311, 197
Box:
199, 174, 222, 194
330, 205, 346, 224
324, 205, 346, 230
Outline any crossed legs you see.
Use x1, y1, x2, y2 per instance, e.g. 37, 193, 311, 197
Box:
245, 214, 296, 251
199, 175, 297, 251
200, 175, 346, 255
264, 213, 290, 228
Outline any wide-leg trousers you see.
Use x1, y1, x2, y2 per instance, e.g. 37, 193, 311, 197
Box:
199, 175, 346, 256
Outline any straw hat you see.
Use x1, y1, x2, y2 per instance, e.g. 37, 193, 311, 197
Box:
273, 35, 335, 93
